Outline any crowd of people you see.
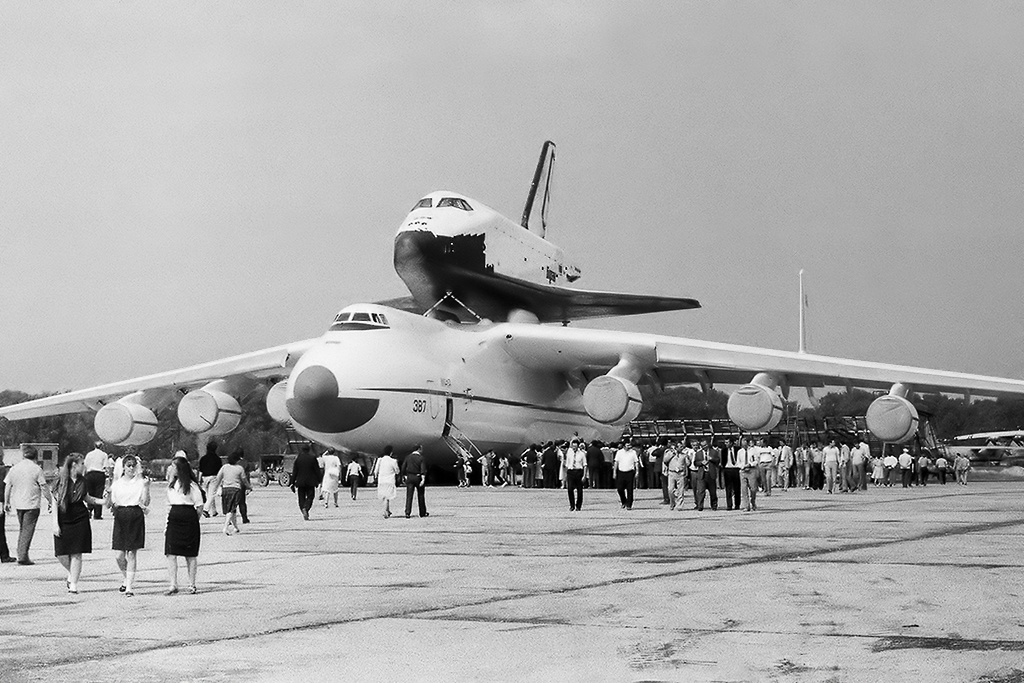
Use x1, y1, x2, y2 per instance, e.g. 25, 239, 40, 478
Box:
0, 433, 975, 597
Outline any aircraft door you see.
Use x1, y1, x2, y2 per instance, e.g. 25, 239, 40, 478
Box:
426, 380, 441, 420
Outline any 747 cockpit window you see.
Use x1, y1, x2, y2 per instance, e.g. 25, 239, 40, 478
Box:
412, 198, 432, 210
329, 311, 390, 332
437, 197, 473, 211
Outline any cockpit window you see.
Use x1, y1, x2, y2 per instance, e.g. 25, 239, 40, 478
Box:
437, 197, 473, 211
412, 198, 432, 210
329, 310, 390, 332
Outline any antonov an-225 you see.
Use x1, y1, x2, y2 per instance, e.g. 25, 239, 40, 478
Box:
4, 142, 1024, 464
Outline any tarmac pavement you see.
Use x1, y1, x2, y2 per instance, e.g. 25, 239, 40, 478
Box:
2, 479, 1023, 682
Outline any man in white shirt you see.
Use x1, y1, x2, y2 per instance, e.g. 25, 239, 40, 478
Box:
613, 440, 640, 510
737, 438, 760, 512
778, 440, 793, 492
84, 441, 110, 519
852, 441, 869, 491
565, 439, 587, 512
3, 446, 53, 565
662, 442, 686, 510
822, 440, 840, 494
898, 447, 914, 488
755, 439, 774, 497
721, 439, 741, 511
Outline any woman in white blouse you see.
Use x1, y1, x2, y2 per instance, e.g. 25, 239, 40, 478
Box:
164, 453, 204, 595
107, 455, 150, 596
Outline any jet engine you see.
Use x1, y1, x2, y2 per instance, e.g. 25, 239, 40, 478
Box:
177, 381, 243, 435
95, 398, 159, 446
727, 374, 784, 431
265, 379, 290, 424
583, 375, 642, 426
865, 386, 919, 443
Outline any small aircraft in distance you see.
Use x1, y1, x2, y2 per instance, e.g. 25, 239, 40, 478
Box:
940, 431, 1024, 467
4, 142, 1024, 466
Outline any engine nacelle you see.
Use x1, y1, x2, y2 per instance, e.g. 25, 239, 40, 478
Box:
95, 401, 158, 446
865, 395, 919, 443
727, 383, 784, 431
583, 375, 642, 426
178, 388, 242, 435
265, 380, 290, 424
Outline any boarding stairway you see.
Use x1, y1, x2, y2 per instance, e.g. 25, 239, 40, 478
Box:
443, 421, 483, 462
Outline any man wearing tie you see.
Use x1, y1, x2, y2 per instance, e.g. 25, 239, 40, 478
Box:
722, 439, 741, 511
739, 438, 760, 512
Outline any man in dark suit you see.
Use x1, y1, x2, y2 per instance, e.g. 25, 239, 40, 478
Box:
541, 442, 560, 489
401, 446, 429, 518
290, 445, 322, 520
691, 439, 720, 512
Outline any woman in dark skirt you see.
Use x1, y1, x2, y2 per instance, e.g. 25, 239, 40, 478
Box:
51, 453, 105, 594
164, 453, 204, 595
108, 455, 150, 596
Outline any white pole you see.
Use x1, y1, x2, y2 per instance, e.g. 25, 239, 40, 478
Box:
798, 269, 806, 354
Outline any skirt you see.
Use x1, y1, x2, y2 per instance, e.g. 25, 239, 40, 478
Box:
54, 510, 92, 556
221, 487, 241, 514
165, 505, 201, 558
112, 506, 146, 551
376, 481, 397, 501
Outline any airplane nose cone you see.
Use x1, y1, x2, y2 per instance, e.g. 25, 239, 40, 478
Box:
292, 365, 339, 403
286, 365, 379, 434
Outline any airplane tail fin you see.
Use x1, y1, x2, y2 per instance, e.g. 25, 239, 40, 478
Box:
521, 140, 555, 239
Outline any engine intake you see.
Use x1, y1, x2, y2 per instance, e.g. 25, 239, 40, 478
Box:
265, 380, 290, 424
95, 400, 158, 446
727, 383, 783, 431
583, 375, 642, 425
865, 394, 919, 443
178, 388, 242, 435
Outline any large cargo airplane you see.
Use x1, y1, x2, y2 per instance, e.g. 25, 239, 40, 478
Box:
4, 143, 1024, 463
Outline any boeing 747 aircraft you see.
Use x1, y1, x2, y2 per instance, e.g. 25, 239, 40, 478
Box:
4, 143, 1024, 464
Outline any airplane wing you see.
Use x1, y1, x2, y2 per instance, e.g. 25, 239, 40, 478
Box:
0, 338, 317, 421
499, 325, 1024, 397
455, 268, 700, 323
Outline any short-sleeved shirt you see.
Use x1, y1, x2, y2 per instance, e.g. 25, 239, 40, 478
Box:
614, 448, 639, 472
4, 460, 48, 510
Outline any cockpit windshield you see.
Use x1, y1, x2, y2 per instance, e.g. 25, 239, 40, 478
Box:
437, 197, 473, 211
328, 310, 390, 332
411, 198, 432, 210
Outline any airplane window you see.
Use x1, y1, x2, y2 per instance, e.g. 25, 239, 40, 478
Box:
437, 197, 473, 211
328, 310, 390, 332
412, 198, 432, 210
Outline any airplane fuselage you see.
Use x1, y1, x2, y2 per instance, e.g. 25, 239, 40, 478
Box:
284, 303, 620, 463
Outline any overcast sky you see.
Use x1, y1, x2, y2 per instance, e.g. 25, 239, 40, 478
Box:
2, 2, 1023, 394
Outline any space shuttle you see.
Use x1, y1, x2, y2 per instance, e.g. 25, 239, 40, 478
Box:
389, 141, 700, 324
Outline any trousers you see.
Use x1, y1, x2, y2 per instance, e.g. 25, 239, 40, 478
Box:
741, 468, 759, 511
723, 468, 741, 510
16, 508, 40, 562
566, 470, 584, 510
404, 475, 427, 517
615, 470, 636, 509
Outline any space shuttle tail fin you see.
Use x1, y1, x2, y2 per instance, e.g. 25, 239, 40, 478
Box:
521, 140, 555, 239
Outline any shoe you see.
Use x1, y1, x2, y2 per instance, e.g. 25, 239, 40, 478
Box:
302, 511, 309, 521
164, 587, 179, 596
119, 585, 127, 593
202, 510, 210, 518
385, 510, 392, 519
242, 519, 250, 524
0, 557, 14, 563
125, 591, 134, 597
17, 559, 34, 566
420, 512, 429, 517
187, 585, 198, 595
68, 588, 78, 594
405, 514, 411, 518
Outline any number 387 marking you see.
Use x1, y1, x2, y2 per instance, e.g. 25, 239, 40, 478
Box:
412, 399, 427, 413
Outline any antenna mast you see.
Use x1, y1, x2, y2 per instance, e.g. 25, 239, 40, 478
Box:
798, 269, 807, 354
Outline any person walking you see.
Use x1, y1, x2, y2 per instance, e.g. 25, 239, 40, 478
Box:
954, 453, 971, 485
108, 455, 150, 596
372, 446, 401, 518
738, 438, 760, 512
478, 450, 494, 488
565, 440, 587, 512
211, 450, 250, 535
934, 454, 949, 484
917, 452, 931, 486
291, 445, 323, 520
345, 458, 363, 500
164, 454, 204, 595
51, 453, 105, 594
401, 446, 429, 518
83, 442, 110, 520
663, 441, 686, 510
198, 443, 222, 518
822, 440, 840, 494
613, 440, 640, 510
4, 446, 53, 565
541, 443, 559, 489
321, 450, 343, 507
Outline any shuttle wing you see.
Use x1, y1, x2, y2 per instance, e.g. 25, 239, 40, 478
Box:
0, 339, 317, 421
499, 325, 1024, 397
456, 268, 700, 322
